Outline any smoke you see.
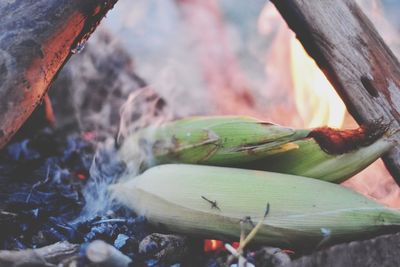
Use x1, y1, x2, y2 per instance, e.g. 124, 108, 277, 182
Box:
78, 139, 125, 219
100, 0, 272, 118
79, 85, 175, 219
118, 89, 169, 142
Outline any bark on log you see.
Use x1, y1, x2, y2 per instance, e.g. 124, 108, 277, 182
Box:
270, 0, 400, 184
0, 0, 118, 149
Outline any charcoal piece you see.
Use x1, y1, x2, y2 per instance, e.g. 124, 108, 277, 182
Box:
79, 213, 148, 244
114, 234, 130, 250
252, 247, 291, 267
139, 233, 188, 265
0, 131, 95, 250
0, 128, 154, 254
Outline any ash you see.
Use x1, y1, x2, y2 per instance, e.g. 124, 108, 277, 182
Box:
0, 129, 149, 254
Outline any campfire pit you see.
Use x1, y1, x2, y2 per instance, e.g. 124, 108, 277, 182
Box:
1, 0, 400, 266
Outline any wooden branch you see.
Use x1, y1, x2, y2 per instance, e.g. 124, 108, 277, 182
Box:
0, 241, 79, 267
0, 0, 118, 149
270, 0, 400, 183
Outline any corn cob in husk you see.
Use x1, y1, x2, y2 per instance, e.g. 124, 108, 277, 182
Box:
119, 116, 391, 182
238, 137, 391, 183
111, 164, 400, 250
119, 116, 309, 168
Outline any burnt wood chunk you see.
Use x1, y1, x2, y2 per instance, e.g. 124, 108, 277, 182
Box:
0, 0, 118, 149
270, 0, 400, 184
288, 233, 400, 267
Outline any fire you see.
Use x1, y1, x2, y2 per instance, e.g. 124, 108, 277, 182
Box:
289, 36, 346, 128
204, 239, 240, 252
258, 1, 400, 208
204, 239, 223, 252
258, 2, 346, 128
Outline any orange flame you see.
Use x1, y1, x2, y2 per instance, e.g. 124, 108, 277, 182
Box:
289, 37, 346, 128
258, 1, 400, 208
258, 2, 347, 128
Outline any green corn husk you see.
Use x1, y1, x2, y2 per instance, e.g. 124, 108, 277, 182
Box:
237, 138, 391, 183
119, 116, 392, 183
110, 164, 400, 250
119, 116, 310, 168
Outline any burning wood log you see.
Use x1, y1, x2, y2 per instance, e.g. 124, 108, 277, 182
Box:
0, 0, 118, 149
0, 241, 79, 267
270, 0, 400, 184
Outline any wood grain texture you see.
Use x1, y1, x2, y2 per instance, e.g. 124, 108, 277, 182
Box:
270, 0, 400, 183
0, 0, 118, 149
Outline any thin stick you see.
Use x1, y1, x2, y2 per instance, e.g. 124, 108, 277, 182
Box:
238, 203, 270, 252
240, 220, 246, 244
225, 244, 255, 267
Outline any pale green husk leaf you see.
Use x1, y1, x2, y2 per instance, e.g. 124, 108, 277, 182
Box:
111, 164, 400, 249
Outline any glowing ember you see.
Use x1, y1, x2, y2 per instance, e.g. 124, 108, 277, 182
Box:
204, 240, 240, 252
204, 239, 224, 252
76, 172, 88, 181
